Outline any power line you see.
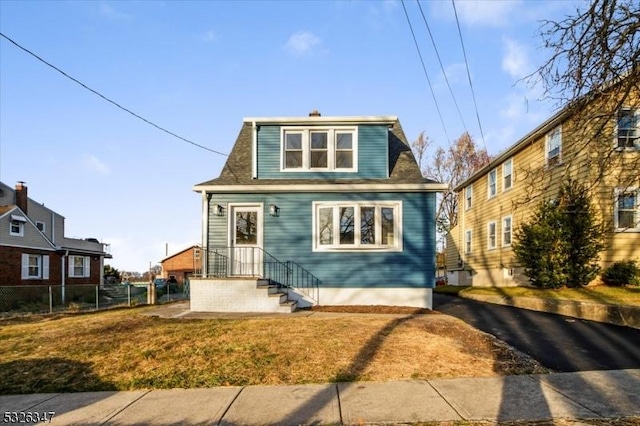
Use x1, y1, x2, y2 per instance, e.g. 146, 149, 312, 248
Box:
416, 0, 469, 133
0, 32, 228, 157
400, 0, 451, 145
451, 0, 487, 150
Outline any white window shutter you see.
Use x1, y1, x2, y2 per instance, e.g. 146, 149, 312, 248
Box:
21, 253, 29, 279
84, 256, 90, 277
43, 255, 50, 279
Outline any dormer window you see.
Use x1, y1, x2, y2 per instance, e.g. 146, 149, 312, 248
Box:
282, 127, 357, 172
10, 214, 26, 237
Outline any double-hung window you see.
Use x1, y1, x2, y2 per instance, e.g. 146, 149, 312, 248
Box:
314, 201, 401, 251
69, 255, 91, 278
9, 214, 26, 236
614, 188, 639, 231
465, 186, 473, 209
546, 126, 562, 166
487, 221, 497, 250
488, 169, 497, 198
502, 216, 512, 247
616, 108, 639, 149
21, 254, 49, 279
282, 127, 357, 171
503, 158, 513, 191
464, 229, 472, 254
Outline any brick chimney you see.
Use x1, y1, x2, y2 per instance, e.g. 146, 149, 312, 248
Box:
15, 181, 28, 215
309, 110, 321, 117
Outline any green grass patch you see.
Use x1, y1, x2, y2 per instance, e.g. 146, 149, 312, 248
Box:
459, 285, 640, 306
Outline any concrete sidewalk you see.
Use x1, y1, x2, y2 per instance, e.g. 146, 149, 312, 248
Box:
2, 369, 639, 425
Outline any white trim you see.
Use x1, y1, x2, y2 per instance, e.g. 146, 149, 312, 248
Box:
10, 214, 27, 222
251, 121, 258, 179
35, 220, 46, 232
280, 126, 358, 173
546, 125, 562, 166
487, 221, 497, 250
465, 185, 473, 210
487, 169, 497, 199
312, 201, 403, 252
502, 215, 513, 247
193, 183, 448, 193
9, 217, 25, 236
244, 115, 397, 125
614, 187, 640, 231
615, 107, 639, 150
502, 158, 513, 191
464, 229, 472, 254
0, 242, 57, 251
228, 203, 264, 276
69, 255, 90, 278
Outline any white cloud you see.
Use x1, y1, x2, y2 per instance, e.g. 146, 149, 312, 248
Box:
285, 31, 323, 55
98, 3, 131, 20
82, 154, 110, 175
431, 0, 521, 27
502, 37, 531, 80
440, 62, 467, 86
202, 29, 217, 43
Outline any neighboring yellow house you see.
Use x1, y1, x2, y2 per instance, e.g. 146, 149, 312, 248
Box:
446, 84, 639, 287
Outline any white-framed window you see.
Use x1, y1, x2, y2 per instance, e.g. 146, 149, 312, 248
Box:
9, 214, 26, 236
35, 221, 46, 232
487, 221, 497, 250
616, 108, 639, 149
546, 126, 562, 166
502, 216, 513, 247
194, 248, 201, 259
282, 127, 357, 172
313, 201, 401, 251
614, 188, 640, 231
503, 158, 513, 191
69, 255, 91, 278
21, 254, 49, 279
465, 186, 473, 210
488, 169, 497, 198
464, 229, 472, 254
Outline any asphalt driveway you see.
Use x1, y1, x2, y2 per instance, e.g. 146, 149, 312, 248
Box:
433, 293, 640, 372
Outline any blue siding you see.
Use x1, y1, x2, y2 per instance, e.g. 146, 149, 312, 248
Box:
206, 192, 437, 289
257, 125, 388, 179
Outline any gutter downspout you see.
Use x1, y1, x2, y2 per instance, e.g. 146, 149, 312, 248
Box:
201, 191, 209, 277
61, 250, 68, 304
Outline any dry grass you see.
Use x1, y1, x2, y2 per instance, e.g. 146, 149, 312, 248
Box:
458, 285, 640, 306
0, 306, 548, 394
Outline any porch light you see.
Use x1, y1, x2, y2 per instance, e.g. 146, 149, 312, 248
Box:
215, 204, 225, 216
269, 204, 279, 217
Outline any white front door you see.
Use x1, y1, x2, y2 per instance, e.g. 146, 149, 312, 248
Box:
229, 205, 263, 276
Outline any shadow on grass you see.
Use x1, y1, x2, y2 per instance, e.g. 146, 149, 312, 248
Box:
0, 358, 116, 395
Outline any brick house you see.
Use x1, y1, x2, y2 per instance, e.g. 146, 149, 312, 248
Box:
160, 245, 202, 285
0, 181, 111, 287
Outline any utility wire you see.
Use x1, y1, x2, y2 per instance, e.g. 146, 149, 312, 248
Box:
416, 0, 468, 133
400, 0, 451, 145
451, 0, 487, 149
0, 32, 228, 157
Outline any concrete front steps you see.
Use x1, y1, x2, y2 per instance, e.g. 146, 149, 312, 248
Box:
190, 277, 297, 313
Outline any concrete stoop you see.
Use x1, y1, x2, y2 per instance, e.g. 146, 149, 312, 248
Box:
461, 293, 640, 329
190, 277, 297, 313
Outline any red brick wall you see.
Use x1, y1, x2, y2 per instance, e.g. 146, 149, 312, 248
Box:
0, 247, 102, 286
0, 246, 61, 286
161, 247, 202, 284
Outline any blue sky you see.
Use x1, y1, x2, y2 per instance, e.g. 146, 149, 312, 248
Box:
0, 0, 581, 272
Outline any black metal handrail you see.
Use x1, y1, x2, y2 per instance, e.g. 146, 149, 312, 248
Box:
197, 247, 320, 303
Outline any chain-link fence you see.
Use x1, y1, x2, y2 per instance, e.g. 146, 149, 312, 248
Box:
0, 283, 188, 316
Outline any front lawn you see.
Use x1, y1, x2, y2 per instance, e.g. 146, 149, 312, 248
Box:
0, 306, 548, 394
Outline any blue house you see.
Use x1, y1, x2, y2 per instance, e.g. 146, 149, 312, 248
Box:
191, 112, 446, 312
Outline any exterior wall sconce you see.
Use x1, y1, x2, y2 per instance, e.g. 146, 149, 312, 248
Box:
215, 204, 225, 216
269, 204, 279, 217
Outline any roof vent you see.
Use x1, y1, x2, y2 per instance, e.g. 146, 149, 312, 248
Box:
309, 110, 321, 117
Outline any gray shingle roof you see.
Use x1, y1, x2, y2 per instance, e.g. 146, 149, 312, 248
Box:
196, 118, 438, 187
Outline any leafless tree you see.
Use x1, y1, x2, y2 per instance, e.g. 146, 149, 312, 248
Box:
412, 131, 490, 234
516, 0, 640, 226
